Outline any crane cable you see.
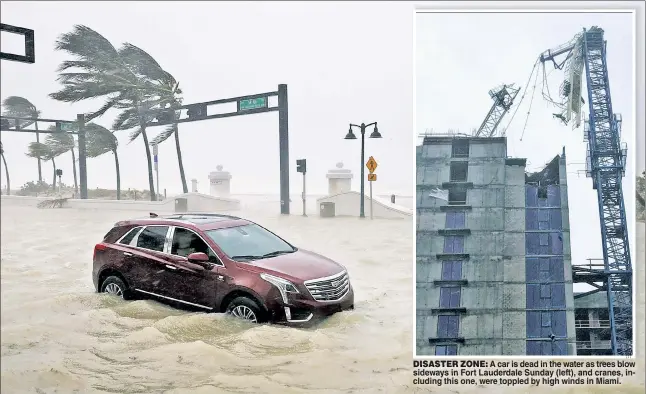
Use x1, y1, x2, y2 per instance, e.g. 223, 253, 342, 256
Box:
519, 63, 541, 141
502, 59, 539, 137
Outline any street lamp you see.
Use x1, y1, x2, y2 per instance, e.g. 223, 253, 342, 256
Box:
345, 122, 381, 218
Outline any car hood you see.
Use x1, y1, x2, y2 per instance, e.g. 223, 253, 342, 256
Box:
245, 249, 345, 282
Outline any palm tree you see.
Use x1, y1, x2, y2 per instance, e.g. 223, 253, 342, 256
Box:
1, 142, 9, 195
85, 123, 121, 199
49, 25, 179, 201
45, 128, 78, 195
118, 43, 187, 193
26, 142, 59, 191
2, 96, 43, 182
50, 25, 165, 201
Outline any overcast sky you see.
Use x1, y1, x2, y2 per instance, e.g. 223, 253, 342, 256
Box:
0, 1, 413, 196
416, 11, 637, 275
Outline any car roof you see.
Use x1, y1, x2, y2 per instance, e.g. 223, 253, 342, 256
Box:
115, 212, 252, 231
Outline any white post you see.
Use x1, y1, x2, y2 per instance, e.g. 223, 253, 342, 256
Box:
153, 144, 159, 199
302, 172, 307, 217
369, 180, 373, 220
58, 175, 62, 195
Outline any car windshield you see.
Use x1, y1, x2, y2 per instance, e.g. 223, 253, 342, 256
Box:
205, 224, 295, 261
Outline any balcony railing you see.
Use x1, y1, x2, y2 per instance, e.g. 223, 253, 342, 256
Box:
576, 340, 611, 349
575, 319, 611, 328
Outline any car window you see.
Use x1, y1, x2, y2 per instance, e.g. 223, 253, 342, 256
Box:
118, 226, 142, 245
205, 224, 294, 260
171, 227, 219, 262
136, 226, 169, 252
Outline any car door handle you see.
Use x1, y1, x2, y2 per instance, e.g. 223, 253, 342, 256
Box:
123, 252, 133, 257
165, 265, 178, 270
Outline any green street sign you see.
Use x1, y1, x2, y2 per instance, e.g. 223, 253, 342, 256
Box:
59, 122, 75, 131
239, 97, 267, 111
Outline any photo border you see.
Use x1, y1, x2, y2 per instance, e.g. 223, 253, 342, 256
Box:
412, 1, 644, 360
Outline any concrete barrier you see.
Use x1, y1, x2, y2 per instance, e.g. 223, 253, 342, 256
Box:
1, 192, 240, 212
316, 191, 412, 219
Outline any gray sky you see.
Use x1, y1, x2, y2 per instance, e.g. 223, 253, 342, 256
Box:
416, 11, 637, 270
0, 1, 413, 195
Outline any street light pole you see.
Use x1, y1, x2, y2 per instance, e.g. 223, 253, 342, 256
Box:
345, 122, 381, 218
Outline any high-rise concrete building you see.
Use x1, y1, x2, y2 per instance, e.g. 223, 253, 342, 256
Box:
415, 135, 577, 356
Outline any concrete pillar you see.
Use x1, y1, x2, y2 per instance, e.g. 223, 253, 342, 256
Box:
208, 165, 232, 197
191, 178, 198, 193
326, 162, 353, 196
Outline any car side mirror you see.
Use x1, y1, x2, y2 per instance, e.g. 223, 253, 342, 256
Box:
187, 252, 209, 263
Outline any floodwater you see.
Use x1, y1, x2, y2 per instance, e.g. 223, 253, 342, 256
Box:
0, 205, 414, 393
1, 203, 644, 394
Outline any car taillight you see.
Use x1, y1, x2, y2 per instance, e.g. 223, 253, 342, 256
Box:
94, 243, 107, 259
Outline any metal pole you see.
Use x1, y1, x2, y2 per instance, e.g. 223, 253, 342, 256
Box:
359, 124, 365, 218
58, 176, 61, 195
370, 180, 373, 220
153, 144, 159, 200
77, 114, 88, 199
302, 172, 307, 217
278, 84, 290, 215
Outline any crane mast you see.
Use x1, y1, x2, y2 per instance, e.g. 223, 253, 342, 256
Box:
540, 27, 632, 356
474, 84, 520, 137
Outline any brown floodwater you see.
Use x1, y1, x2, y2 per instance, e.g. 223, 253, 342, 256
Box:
0, 205, 413, 393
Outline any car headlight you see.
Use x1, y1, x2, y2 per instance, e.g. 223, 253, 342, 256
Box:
260, 273, 299, 303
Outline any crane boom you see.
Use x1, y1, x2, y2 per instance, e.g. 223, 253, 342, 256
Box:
474, 84, 520, 138
540, 26, 632, 356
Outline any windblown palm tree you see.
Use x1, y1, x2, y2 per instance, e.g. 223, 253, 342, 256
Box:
26, 142, 59, 191
49, 25, 167, 201
1, 142, 9, 195
45, 128, 78, 195
85, 123, 121, 199
118, 43, 187, 193
49, 25, 184, 200
2, 96, 43, 182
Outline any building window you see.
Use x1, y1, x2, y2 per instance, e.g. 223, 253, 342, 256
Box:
540, 284, 551, 299
527, 340, 568, 356
452, 140, 469, 158
441, 261, 462, 281
539, 233, 549, 246
538, 209, 550, 230
435, 345, 458, 356
450, 162, 468, 182
440, 287, 461, 308
443, 236, 465, 254
448, 189, 467, 205
437, 315, 460, 338
541, 312, 551, 327
445, 212, 466, 228
539, 259, 551, 281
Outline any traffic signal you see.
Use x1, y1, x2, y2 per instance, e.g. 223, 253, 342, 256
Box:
296, 159, 306, 173
55, 169, 63, 177
186, 104, 207, 119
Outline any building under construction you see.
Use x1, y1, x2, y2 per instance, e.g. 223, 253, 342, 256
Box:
415, 135, 578, 356
415, 134, 633, 356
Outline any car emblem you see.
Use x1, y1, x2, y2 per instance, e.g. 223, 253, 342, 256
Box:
331, 280, 340, 287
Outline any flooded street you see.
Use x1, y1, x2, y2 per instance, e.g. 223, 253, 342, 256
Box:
1, 205, 413, 393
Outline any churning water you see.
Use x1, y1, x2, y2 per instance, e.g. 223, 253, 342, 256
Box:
1, 205, 413, 393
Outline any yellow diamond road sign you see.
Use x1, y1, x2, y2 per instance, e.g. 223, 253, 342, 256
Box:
366, 156, 378, 173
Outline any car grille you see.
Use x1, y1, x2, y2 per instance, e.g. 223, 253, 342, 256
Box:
304, 271, 350, 302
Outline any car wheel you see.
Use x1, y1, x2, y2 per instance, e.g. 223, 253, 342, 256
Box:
226, 296, 266, 323
100, 276, 128, 299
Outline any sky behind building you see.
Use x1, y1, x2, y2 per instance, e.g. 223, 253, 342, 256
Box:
416, 11, 637, 280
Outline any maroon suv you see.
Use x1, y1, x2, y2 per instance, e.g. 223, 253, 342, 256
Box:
92, 213, 354, 324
